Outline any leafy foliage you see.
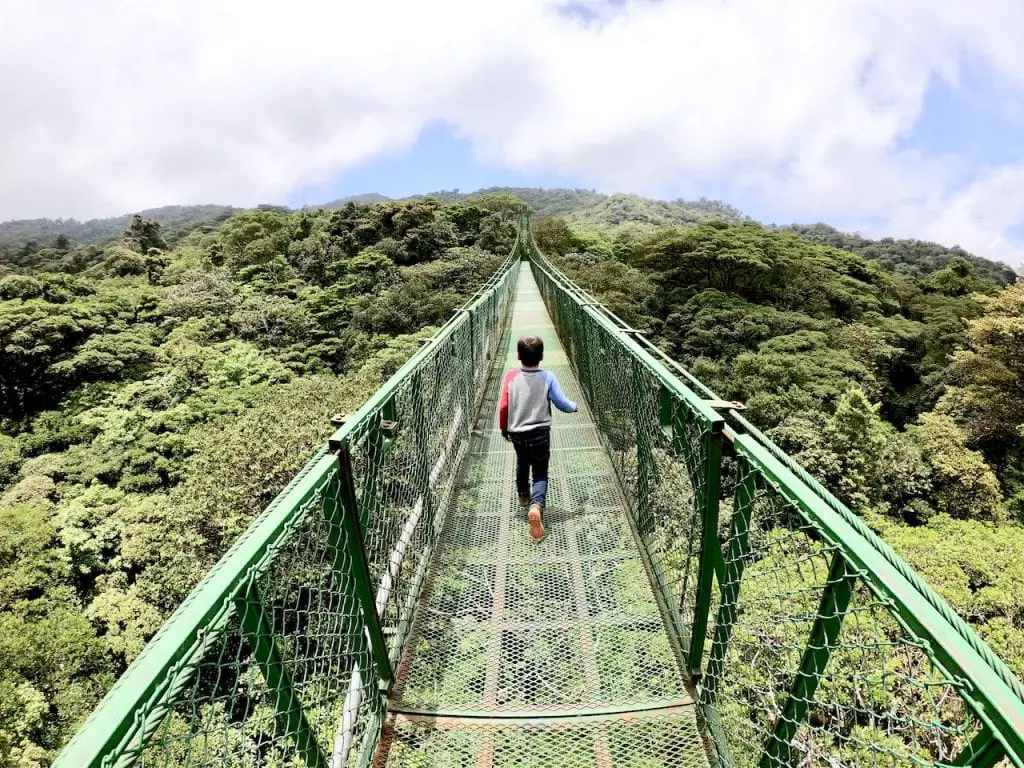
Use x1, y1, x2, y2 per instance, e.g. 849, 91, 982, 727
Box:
780, 222, 1017, 286
0, 198, 516, 764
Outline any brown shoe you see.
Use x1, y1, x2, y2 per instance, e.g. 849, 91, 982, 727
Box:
518, 493, 529, 507
528, 504, 544, 541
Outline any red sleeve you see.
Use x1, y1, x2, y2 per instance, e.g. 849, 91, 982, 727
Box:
498, 369, 517, 432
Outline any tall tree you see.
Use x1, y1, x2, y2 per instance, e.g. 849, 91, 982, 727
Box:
122, 216, 167, 255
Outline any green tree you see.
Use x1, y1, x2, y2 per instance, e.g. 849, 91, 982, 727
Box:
0, 435, 18, 486
925, 257, 998, 297
905, 413, 1003, 521
937, 282, 1024, 463
728, 331, 876, 426
0, 275, 44, 301
98, 245, 146, 277
217, 209, 289, 270
122, 215, 166, 255
773, 389, 894, 511
533, 217, 575, 256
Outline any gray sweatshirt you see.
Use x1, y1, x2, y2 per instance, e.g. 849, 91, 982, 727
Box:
499, 368, 578, 433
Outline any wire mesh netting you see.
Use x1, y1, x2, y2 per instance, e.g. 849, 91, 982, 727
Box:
347, 272, 513, 670
149, 468, 387, 768
529, 252, 721, 666
377, 710, 709, 768
134, 466, 385, 768
700, 448, 987, 768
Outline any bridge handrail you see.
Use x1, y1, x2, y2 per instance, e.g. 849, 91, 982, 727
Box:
53, 241, 523, 768
525, 230, 1024, 767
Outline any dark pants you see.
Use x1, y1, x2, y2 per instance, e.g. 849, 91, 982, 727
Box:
509, 427, 551, 508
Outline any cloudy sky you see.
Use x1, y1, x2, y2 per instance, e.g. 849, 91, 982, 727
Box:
2, 0, 1023, 266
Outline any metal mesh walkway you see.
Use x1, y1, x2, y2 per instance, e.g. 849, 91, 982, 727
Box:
377, 264, 709, 767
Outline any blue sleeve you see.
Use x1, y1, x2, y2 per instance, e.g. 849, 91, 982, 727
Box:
543, 370, 578, 413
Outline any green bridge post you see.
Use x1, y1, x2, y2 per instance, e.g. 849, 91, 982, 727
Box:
700, 457, 757, 768
630, 357, 656, 538
357, 402, 392, 530
688, 423, 724, 678
411, 370, 435, 535
332, 444, 393, 683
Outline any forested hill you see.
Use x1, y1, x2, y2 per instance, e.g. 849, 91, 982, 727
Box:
0, 204, 239, 249
325, 187, 748, 230
322, 187, 1019, 282
780, 222, 1018, 285
317, 192, 391, 207
412, 187, 748, 229
4, 189, 1015, 285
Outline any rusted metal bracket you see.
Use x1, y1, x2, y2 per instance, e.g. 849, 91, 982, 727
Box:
703, 399, 746, 411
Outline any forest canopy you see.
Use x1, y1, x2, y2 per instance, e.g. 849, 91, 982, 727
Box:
0, 189, 1021, 766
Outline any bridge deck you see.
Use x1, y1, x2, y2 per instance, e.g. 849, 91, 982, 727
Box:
376, 265, 709, 767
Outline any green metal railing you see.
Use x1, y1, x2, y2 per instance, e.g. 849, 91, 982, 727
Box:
53, 238, 522, 768
525, 230, 1024, 768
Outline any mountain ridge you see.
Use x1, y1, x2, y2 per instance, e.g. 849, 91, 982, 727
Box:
1, 188, 1016, 283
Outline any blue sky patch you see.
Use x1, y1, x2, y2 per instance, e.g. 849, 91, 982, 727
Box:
289, 123, 587, 206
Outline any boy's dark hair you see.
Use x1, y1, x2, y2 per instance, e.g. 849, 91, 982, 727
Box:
517, 335, 544, 367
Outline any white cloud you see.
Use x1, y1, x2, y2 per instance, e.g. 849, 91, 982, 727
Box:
0, 0, 1022, 265
885, 164, 1024, 266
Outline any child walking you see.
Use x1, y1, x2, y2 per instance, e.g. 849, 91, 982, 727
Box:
498, 335, 578, 540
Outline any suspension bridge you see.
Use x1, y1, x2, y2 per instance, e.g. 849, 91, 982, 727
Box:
56, 220, 1024, 768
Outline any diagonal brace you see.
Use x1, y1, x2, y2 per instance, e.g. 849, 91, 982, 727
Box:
329, 445, 393, 683
760, 552, 857, 768
236, 578, 330, 768
953, 728, 1007, 768
688, 422, 725, 677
